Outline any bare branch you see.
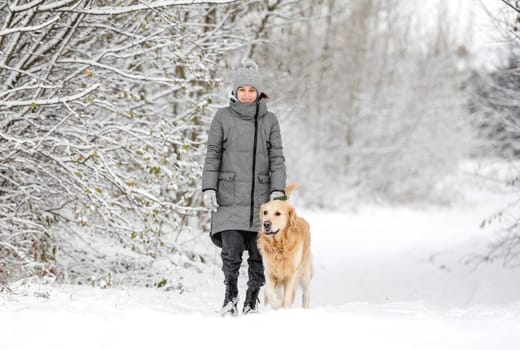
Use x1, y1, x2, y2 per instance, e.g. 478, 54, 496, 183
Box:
501, 0, 520, 14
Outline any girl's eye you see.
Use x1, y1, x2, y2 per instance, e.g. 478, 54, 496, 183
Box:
275, 212, 281, 216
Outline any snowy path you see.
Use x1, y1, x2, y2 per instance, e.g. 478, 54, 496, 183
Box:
308, 207, 520, 309
2, 197, 520, 349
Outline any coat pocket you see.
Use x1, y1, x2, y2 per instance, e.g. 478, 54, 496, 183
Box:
257, 174, 271, 204
217, 172, 235, 206
258, 174, 270, 184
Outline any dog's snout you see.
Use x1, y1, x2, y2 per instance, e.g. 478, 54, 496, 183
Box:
263, 221, 271, 230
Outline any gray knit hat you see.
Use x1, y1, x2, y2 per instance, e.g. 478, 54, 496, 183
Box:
232, 60, 263, 96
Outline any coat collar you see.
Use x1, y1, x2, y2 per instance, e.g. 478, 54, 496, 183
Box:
229, 93, 267, 120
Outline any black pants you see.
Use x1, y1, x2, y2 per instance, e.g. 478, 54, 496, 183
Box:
220, 230, 265, 289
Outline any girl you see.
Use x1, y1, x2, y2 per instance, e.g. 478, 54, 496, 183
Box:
202, 60, 286, 316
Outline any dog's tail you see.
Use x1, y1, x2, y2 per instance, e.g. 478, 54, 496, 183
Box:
285, 183, 299, 198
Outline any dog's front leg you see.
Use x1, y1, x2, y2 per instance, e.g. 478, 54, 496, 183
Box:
265, 277, 282, 310
282, 275, 297, 308
301, 281, 310, 309
301, 261, 312, 309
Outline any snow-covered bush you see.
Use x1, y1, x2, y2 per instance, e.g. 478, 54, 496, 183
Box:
470, 1, 520, 267
0, 1, 240, 284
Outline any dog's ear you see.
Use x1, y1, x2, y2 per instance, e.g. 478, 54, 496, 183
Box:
288, 206, 296, 228
285, 183, 299, 198
259, 204, 265, 219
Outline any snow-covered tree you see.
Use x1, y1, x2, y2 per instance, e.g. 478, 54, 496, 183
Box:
0, 0, 499, 284
248, 0, 479, 207
0, 0, 242, 284
472, 0, 520, 267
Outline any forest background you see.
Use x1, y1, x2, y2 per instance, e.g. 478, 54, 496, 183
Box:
0, 0, 519, 287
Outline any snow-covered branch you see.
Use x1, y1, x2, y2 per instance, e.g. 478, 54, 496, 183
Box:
0, 84, 99, 107
7, 0, 45, 13
0, 16, 60, 37
56, 59, 181, 86
50, 0, 238, 15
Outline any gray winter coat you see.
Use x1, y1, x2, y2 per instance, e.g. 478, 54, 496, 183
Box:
202, 96, 286, 246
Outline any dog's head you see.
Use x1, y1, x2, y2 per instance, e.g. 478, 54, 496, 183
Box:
260, 200, 295, 236
259, 183, 299, 237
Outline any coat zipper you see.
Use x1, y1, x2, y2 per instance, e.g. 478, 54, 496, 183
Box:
249, 103, 260, 228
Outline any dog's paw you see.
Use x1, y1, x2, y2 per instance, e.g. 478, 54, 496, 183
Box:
270, 298, 282, 310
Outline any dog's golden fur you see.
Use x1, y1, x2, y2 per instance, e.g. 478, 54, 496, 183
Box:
258, 183, 313, 309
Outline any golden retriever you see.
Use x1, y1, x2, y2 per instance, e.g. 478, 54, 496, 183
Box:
258, 183, 313, 309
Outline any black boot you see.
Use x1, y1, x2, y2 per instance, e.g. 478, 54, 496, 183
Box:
221, 280, 238, 317
242, 287, 260, 315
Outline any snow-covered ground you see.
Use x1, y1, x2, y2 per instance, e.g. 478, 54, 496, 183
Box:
2, 162, 520, 349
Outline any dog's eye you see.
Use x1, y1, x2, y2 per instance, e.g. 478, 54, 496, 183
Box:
275, 211, 281, 216
263, 210, 268, 215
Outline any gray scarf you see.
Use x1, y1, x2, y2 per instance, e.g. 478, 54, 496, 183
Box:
229, 96, 267, 120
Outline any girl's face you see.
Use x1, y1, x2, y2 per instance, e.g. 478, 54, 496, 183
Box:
236, 86, 258, 104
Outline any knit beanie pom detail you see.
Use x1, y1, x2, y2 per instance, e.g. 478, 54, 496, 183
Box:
242, 60, 259, 72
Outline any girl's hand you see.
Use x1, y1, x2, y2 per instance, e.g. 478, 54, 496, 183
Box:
270, 191, 285, 201
203, 190, 219, 212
